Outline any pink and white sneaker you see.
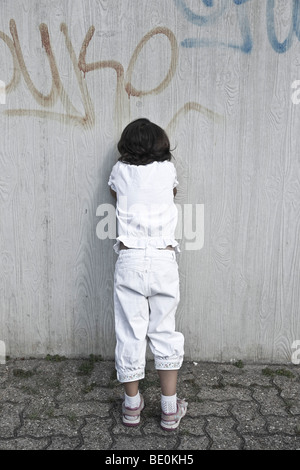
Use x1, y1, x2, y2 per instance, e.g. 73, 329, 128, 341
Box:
160, 398, 188, 431
122, 394, 145, 427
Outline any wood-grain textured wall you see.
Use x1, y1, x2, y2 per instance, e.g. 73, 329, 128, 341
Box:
1, 0, 300, 362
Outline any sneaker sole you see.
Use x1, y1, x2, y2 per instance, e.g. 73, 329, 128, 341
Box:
160, 418, 182, 431
123, 417, 141, 427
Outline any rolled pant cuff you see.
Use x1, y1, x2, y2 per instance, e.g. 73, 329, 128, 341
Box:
155, 356, 183, 370
117, 368, 145, 383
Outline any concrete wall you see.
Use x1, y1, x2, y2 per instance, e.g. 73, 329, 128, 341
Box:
1, 0, 300, 362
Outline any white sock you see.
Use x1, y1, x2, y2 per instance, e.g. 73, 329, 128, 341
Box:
124, 391, 140, 421
125, 391, 140, 409
161, 393, 177, 415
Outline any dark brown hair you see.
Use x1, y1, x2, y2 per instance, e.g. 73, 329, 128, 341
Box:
117, 118, 173, 165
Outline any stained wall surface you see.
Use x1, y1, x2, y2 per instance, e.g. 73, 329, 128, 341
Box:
1, 0, 300, 362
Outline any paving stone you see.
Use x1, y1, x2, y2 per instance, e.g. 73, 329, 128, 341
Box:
53, 401, 112, 419
0, 403, 24, 437
243, 434, 300, 450
221, 366, 273, 387
89, 361, 116, 386
0, 367, 9, 386
0, 437, 48, 450
230, 401, 267, 433
275, 380, 300, 414
55, 378, 89, 402
0, 384, 41, 403
252, 386, 289, 416
1, 359, 300, 450
185, 365, 221, 388
8, 359, 43, 372
179, 416, 206, 436
111, 435, 178, 451
45, 436, 82, 450
79, 417, 116, 450
266, 415, 300, 435
187, 401, 230, 417
197, 385, 252, 402
23, 397, 58, 420
17, 416, 83, 438
286, 402, 300, 415
69, 384, 120, 403
178, 435, 210, 450
206, 416, 243, 450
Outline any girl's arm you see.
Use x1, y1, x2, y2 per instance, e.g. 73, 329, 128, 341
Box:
110, 188, 117, 199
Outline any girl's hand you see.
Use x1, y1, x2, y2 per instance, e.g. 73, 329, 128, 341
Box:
110, 188, 117, 199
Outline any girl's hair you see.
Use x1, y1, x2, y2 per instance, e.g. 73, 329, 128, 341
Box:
117, 118, 173, 165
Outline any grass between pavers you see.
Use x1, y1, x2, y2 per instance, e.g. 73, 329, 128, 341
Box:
233, 360, 244, 369
45, 354, 68, 362
76, 354, 103, 376
262, 367, 295, 379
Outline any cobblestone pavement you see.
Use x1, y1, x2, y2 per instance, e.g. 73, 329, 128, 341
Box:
0, 357, 300, 451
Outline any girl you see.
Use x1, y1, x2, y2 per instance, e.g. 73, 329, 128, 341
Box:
108, 118, 187, 430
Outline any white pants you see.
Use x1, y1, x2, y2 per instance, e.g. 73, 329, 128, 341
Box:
113, 247, 184, 383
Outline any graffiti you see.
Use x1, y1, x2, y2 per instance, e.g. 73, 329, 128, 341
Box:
174, 0, 300, 54
2, 20, 94, 128
267, 0, 300, 53
1, 1, 299, 131
0, 19, 219, 131
166, 101, 220, 136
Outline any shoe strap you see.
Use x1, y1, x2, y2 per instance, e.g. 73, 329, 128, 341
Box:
122, 407, 140, 417
161, 412, 179, 422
